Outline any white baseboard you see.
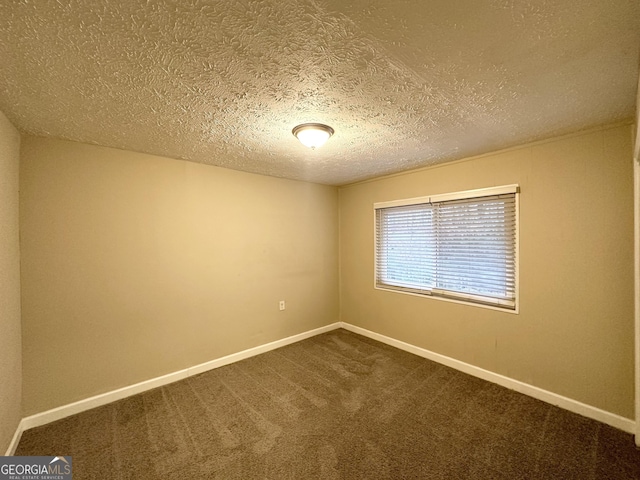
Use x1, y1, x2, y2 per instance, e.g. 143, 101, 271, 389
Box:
15, 321, 636, 440
4, 419, 25, 456
340, 322, 636, 434
20, 322, 341, 433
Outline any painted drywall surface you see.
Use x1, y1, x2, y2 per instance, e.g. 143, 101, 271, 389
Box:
635, 72, 640, 162
20, 137, 339, 415
0, 1, 638, 185
339, 123, 635, 418
0, 111, 21, 452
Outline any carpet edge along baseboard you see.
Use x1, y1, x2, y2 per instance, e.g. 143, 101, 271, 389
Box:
6, 321, 635, 456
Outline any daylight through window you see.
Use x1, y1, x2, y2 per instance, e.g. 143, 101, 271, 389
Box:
374, 185, 518, 310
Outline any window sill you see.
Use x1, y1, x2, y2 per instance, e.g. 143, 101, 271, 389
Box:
374, 285, 519, 314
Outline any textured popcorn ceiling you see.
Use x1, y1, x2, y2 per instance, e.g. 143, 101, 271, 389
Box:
0, 1, 638, 185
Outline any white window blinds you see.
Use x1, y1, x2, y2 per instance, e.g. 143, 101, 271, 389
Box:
375, 186, 518, 310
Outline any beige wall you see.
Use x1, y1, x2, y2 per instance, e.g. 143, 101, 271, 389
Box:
17, 123, 636, 421
20, 136, 339, 415
339, 123, 635, 418
0, 111, 21, 452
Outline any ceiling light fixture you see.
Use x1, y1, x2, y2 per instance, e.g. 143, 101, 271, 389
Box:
292, 123, 334, 149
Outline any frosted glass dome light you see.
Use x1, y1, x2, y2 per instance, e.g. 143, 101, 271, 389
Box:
292, 123, 334, 149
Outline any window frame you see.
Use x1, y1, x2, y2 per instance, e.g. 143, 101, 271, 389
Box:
373, 184, 519, 314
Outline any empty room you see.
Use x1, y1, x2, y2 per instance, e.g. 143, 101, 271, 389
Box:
1, 0, 640, 478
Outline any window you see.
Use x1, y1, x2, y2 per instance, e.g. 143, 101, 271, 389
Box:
374, 185, 518, 311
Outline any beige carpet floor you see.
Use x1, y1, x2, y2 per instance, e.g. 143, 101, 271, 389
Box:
15, 329, 640, 479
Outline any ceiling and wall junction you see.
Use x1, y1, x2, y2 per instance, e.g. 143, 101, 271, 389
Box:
0, 0, 638, 185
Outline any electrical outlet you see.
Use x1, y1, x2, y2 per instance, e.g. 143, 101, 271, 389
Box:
279, 300, 285, 311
